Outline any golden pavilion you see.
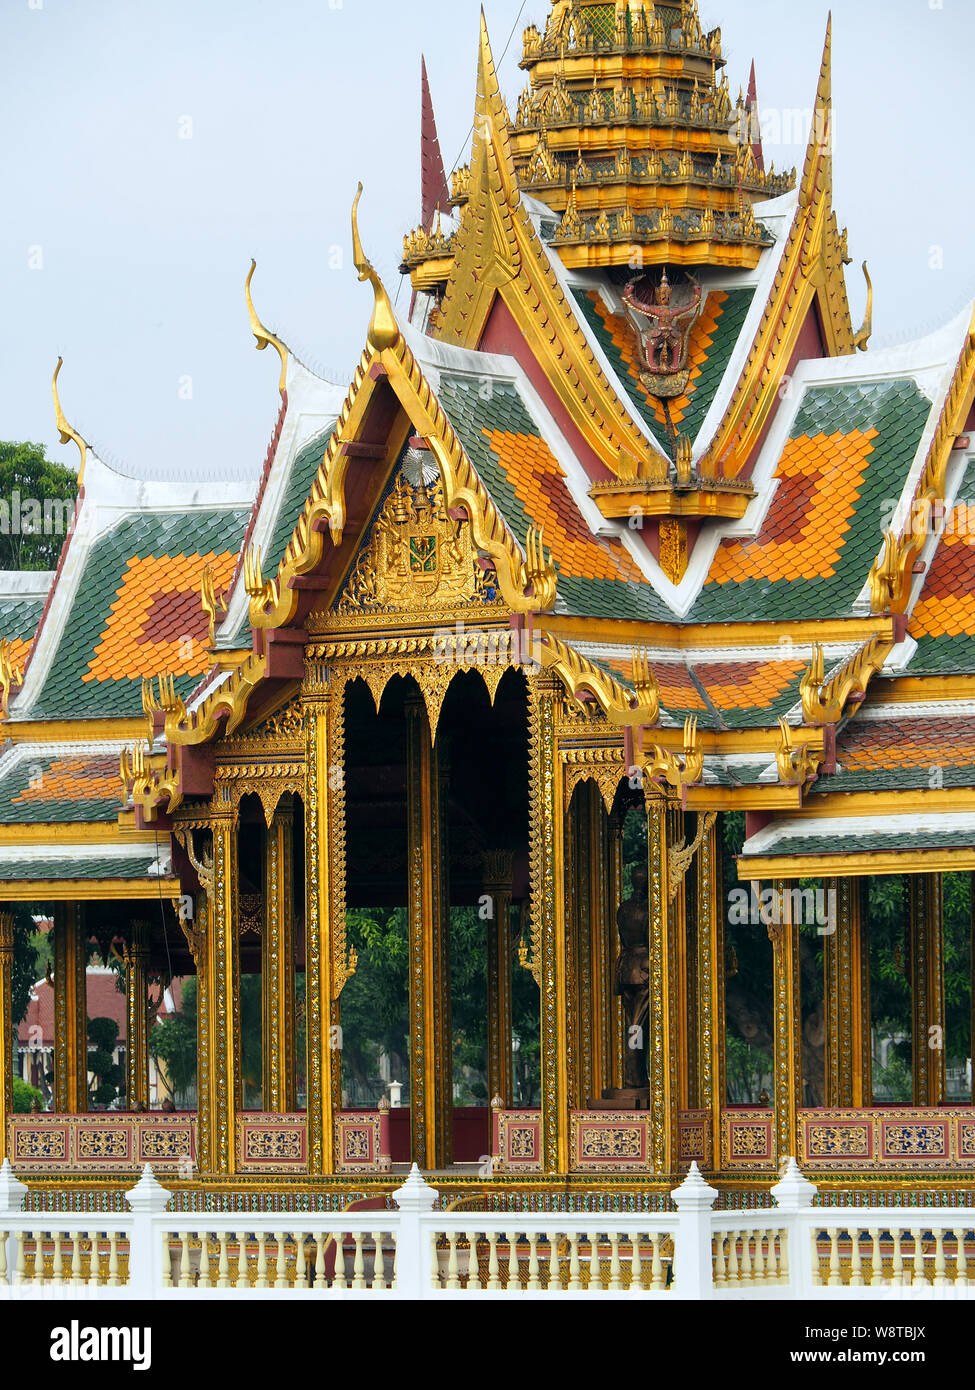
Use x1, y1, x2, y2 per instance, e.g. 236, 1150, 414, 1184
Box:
2, 0, 975, 1209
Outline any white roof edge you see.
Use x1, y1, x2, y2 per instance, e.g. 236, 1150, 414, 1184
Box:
743, 811, 975, 856
0, 572, 55, 601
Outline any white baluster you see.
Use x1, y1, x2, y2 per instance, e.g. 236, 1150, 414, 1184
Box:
507, 1232, 520, 1290
178, 1232, 193, 1288
727, 1231, 739, 1283
713, 1232, 727, 1287
587, 1231, 601, 1291
753, 1230, 766, 1282
956, 1228, 970, 1287
527, 1233, 541, 1291
567, 1233, 581, 1290
549, 1233, 561, 1290
445, 1231, 460, 1290
312, 1234, 327, 1289
765, 1230, 779, 1282
849, 1228, 863, 1287
70, 1233, 83, 1287
778, 1228, 790, 1287
371, 1232, 386, 1290
161, 1232, 173, 1288
827, 1229, 842, 1286
629, 1233, 642, 1291
331, 1232, 347, 1290
350, 1232, 366, 1290
910, 1227, 925, 1286
14, 1233, 26, 1286
934, 1228, 947, 1287
236, 1232, 248, 1289
275, 1232, 288, 1289
608, 1232, 622, 1291
294, 1234, 307, 1289
868, 1227, 881, 1288
52, 1231, 64, 1285
740, 1229, 753, 1282
650, 1233, 665, 1290
255, 1232, 268, 1289
486, 1231, 501, 1290
892, 1229, 904, 1286
466, 1231, 481, 1290
199, 1233, 211, 1289
0, 1231, 6, 1287
216, 1231, 229, 1288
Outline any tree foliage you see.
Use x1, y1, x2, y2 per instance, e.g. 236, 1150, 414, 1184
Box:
0, 441, 78, 570
13, 1077, 44, 1113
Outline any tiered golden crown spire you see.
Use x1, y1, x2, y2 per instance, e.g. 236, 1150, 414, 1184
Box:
509, 0, 793, 270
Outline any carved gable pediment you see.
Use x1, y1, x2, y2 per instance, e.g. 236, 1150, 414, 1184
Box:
335, 450, 503, 620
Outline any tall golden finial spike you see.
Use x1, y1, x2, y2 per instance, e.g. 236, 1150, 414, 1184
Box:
52, 357, 88, 485
351, 183, 400, 353
853, 262, 873, 352
245, 261, 289, 394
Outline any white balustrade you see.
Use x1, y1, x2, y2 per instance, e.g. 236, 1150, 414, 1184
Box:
2, 1156, 975, 1300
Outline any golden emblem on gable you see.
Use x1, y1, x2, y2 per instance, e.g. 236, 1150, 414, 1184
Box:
339, 463, 500, 615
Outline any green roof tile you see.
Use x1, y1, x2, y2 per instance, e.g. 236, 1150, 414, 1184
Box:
32, 508, 249, 720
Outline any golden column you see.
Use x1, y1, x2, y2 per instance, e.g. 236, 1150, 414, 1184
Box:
483, 850, 514, 1108
696, 813, 724, 1169
528, 675, 569, 1174
824, 878, 871, 1108
53, 904, 88, 1113
263, 800, 296, 1113
647, 796, 678, 1174
607, 807, 625, 1091
303, 658, 346, 1176
0, 913, 14, 1164
668, 805, 692, 1114
123, 921, 150, 1111
405, 696, 452, 1169
769, 882, 802, 1163
910, 873, 945, 1106
197, 792, 241, 1175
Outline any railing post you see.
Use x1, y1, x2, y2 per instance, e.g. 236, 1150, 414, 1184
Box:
0, 1159, 27, 1286
392, 1164, 439, 1298
771, 1158, 818, 1299
670, 1162, 719, 1299
125, 1166, 172, 1297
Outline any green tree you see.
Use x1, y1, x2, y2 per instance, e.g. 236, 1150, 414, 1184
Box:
87, 1016, 124, 1108
12, 1077, 44, 1113
0, 441, 78, 570
149, 978, 198, 1107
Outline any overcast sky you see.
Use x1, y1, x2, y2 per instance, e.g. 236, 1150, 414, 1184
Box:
1, 0, 972, 482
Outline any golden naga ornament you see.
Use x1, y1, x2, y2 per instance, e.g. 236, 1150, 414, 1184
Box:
645, 716, 704, 792
775, 718, 824, 787
800, 636, 892, 726
0, 639, 25, 718
339, 459, 501, 616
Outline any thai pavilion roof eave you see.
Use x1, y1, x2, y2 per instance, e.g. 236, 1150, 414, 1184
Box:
216, 357, 349, 649
0, 571, 55, 601
8, 444, 255, 725
852, 299, 975, 620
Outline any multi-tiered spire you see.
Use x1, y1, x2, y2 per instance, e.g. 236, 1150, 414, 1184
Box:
402, 1, 795, 297
511, 0, 793, 269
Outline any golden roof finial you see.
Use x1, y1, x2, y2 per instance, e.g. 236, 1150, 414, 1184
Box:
52, 357, 88, 485
853, 261, 873, 352
351, 182, 400, 353
245, 260, 289, 395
